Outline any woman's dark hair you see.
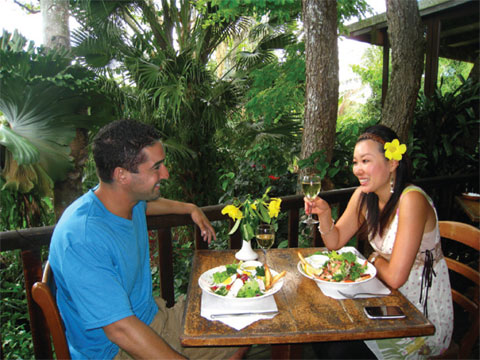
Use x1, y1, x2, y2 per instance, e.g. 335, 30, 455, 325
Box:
356, 124, 412, 238
93, 119, 162, 183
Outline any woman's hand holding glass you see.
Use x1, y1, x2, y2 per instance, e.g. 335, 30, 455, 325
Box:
301, 175, 322, 224
304, 195, 331, 218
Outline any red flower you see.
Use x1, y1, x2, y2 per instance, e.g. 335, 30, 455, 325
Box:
269, 175, 280, 181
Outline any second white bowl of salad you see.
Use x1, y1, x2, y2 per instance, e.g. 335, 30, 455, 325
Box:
297, 247, 376, 290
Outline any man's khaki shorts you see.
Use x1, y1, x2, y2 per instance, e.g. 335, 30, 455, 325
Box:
114, 297, 239, 359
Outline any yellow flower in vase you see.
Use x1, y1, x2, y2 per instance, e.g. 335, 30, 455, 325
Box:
221, 205, 243, 221
221, 187, 282, 242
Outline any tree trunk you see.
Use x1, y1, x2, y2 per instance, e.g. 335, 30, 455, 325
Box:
41, 0, 70, 49
301, 0, 338, 185
53, 128, 89, 220
381, 0, 424, 141
41, 0, 87, 218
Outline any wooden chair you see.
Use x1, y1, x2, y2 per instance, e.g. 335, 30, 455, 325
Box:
438, 221, 479, 359
32, 261, 71, 360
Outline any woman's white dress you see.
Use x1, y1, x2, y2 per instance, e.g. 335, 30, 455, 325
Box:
364, 185, 453, 359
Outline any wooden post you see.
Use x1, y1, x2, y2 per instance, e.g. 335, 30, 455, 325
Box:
288, 208, 299, 248
156, 229, 175, 307
21, 249, 53, 359
425, 18, 441, 97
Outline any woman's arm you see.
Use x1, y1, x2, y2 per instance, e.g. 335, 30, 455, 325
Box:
305, 187, 364, 250
372, 191, 434, 289
146, 198, 216, 243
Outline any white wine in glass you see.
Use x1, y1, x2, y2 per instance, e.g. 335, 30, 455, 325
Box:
256, 224, 275, 263
302, 175, 321, 225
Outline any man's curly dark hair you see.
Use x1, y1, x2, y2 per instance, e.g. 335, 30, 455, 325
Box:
93, 119, 162, 183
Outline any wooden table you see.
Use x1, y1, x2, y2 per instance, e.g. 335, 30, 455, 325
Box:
180, 248, 435, 358
455, 196, 480, 223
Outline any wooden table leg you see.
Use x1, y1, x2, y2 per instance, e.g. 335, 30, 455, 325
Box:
271, 344, 303, 359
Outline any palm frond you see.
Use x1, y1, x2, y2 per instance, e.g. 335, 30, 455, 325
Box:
0, 77, 105, 194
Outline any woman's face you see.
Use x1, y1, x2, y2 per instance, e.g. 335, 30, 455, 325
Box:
353, 139, 392, 195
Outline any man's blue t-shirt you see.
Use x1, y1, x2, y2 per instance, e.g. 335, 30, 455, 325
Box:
49, 189, 158, 359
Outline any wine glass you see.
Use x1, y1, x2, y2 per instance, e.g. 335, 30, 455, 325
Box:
256, 224, 275, 263
302, 175, 321, 225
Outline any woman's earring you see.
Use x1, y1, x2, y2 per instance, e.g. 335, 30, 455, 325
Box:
390, 176, 395, 193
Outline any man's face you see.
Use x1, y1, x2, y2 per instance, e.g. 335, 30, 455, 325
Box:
128, 142, 169, 201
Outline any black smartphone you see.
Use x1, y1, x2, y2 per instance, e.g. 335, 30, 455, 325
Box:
364, 306, 406, 319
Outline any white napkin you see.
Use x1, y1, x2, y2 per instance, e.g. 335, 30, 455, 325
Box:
317, 277, 391, 299
200, 291, 278, 330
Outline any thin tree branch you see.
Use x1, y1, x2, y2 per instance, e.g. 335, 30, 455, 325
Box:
13, 0, 40, 14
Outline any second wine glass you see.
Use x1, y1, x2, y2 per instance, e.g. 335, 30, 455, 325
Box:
302, 175, 322, 225
256, 224, 275, 263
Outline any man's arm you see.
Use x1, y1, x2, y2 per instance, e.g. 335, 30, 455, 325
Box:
146, 198, 216, 243
104, 316, 185, 359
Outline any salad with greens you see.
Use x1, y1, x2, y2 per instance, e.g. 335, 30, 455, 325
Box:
300, 250, 370, 283
201, 261, 285, 298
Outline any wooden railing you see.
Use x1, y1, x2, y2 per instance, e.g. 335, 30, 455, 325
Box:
0, 174, 477, 359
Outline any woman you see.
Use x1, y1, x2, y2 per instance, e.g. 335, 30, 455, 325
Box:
305, 125, 453, 359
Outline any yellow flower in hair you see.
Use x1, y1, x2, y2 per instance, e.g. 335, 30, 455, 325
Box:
221, 205, 243, 221
384, 139, 407, 161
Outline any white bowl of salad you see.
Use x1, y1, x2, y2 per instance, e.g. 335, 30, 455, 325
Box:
297, 248, 376, 289
198, 260, 284, 300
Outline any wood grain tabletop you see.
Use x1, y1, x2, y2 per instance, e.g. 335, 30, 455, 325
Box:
455, 196, 480, 222
180, 248, 435, 347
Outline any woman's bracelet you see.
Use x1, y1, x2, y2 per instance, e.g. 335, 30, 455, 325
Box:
318, 218, 335, 236
369, 251, 380, 264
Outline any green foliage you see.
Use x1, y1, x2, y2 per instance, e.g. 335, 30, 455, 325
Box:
350, 46, 384, 123
0, 178, 55, 231
437, 58, 473, 95
410, 77, 479, 178
0, 176, 54, 359
1, 251, 35, 359
198, 0, 371, 29
71, 0, 293, 206
0, 30, 114, 196
244, 42, 305, 125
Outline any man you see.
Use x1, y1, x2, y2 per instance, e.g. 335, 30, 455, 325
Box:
49, 119, 245, 359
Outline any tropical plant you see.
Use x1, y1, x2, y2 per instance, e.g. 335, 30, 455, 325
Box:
1, 250, 35, 359
410, 77, 479, 179
0, 30, 113, 204
69, 0, 300, 207
436, 58, 474, 95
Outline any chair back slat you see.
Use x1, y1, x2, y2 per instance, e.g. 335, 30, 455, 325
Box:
439, 221, 480, 250
439, 220, 480, 359
445, 258, 479, 285
32, 261, 71, 360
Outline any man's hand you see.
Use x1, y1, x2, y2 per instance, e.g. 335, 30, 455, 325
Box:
191, 206, 216, 244
146, 199, 216, 243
